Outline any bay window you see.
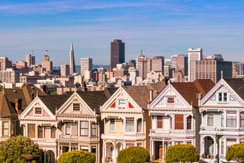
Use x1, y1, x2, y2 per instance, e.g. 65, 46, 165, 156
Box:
80, 121, 89, 136
226, 111, 236, 127
125, 117, 134, 132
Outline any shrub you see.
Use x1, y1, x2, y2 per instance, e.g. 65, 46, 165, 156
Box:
226, 144, 244, 162
117, 146, 150, 163
0, 135, 43, 163
58, 150, 95, 163
165, 144, 199, 163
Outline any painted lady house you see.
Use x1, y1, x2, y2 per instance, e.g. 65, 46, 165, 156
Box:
200, 78, 244, 162
100, 83, 165, 163
149, 80, 215, 162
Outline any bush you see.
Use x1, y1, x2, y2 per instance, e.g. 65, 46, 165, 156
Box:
0, 136, 43, 163
117, 146, 150, 163
58, 150, 95, 163
165, 144, 199, 163
226, 144, 244, 162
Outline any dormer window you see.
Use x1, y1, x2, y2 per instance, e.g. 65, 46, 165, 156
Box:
118, 99, 126, 107
167, 97, 174, 104
73, 104, 80, 111
35, 107, 42, 114
218, 92, 227, 102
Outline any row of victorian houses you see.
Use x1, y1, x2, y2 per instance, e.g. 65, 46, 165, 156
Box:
0, 78, 244, 163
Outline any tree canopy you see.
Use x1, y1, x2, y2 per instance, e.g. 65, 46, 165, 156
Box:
58, 150, 95, 163
226, 144, 244, 162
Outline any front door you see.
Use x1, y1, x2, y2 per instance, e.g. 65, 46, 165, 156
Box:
159, 144, 163, 159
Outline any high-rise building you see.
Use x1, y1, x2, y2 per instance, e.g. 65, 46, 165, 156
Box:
42, 55, 53, 72
80, 58, 92, 75
232, 61, 244, 77
0, 57, 12, 71
25, 54, 35, 67
69, 42, 76, 75
151, 56, 164, 73
16, 61, 27, 69
60, 64, 70, 77
190, 58, 232, 83
176, 55, 188, 76
0, 68, 19, 83
188, 48, 203, 81
136, 52, 149, 80
110, 39, 125, 70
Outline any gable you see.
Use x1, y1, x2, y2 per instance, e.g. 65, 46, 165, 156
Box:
57, 92, 95, 116
150, 85, 191, 110
20, 97, 55, 120
201, 79, 244, 107
101, 87, 142, 113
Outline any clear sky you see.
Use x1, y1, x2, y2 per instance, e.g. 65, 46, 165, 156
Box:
0, 0, 244, 66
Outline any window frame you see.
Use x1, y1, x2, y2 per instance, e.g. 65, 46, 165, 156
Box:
65, 123, 71, 135
125, 117, 135, 133
38, 126, 43, 138
207, 113, 214, 126
80, 121, 89, 136
240, 112, 244, 127
34, 107, 42, 115
226, 111, 237, 128
73, 103, 80, 111
109, 119, 116, 132
2, 121, 9, 136
51, 127, 56, 138
91, 123, 97, 136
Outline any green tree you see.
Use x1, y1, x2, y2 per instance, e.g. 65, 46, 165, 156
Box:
58, 150, 95, 163
117, 146, 150, 163
165, 144, 199, 163
226, 144, 244, 162
0, 136, 43, 163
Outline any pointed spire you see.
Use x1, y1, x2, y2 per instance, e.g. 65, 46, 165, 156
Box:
70, 41, 74, 52
221, 70, 223, 79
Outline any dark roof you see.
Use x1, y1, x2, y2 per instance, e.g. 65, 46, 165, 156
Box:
171, 79, 215, 107
0, 89, 17, 118
224, 78, 244, 100
123, 82, 166, 109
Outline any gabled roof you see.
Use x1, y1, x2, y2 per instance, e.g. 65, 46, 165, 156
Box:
224, 78, 244, 100
171, 79, 215, 107
123, 82, 166, 109
0, 89, 17, 118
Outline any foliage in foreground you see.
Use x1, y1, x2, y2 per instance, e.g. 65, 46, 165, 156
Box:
117, 146, 150, 163
226, 144, 244, 162
58, 150, 95, 163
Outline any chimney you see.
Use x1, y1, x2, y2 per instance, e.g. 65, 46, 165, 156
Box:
196, 93, 202, 107
149, 89, 153, 102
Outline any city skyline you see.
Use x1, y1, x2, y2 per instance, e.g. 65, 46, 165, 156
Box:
0, 0, 244, 66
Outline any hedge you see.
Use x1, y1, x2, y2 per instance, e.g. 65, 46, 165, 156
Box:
0, 136, 43, 163
117, 146, 150, 163
226, 144, 244, 162
57, 150, 95, 163
165, 144, 199, 163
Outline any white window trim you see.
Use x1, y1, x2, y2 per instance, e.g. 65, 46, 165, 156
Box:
109, 119, 116, 132
73, 103, 81, 111
34, 107, 43, 116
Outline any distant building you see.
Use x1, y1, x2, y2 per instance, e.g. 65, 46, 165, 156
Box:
81, 58, 92, 75
42, 55, 53, 72
25, 54, 35, 67
16, 61, 27, 69
136, 52, 150, 80
69, 42, 76, 75
232, 61, 244, 77
0, 68, 19, 83
151, 56, 164, 74
128, 60, 136, 68
188, 48, 203, 81
0, 57, 12, 71
110, 39, 125, 70
60, 64, 70, 77
176, 55, 188, 76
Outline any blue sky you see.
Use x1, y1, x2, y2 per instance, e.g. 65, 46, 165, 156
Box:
0, 0, 244, 66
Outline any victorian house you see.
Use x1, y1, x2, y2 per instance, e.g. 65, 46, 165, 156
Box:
149, 80, 215, 162
100, 83, 165, 163
200, 78, 244, 162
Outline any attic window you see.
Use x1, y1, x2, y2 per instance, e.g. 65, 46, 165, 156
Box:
35, 107, 42, 114
73, 104, 80, 111
167, 97, 174, 104
118, 99, 126, 107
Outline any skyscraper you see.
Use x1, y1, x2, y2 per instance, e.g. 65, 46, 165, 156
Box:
110, 39, 125, 70
60, 64, 70, 77
151, 56, 164, 73
42, 55, 53, 72
69, 42, 76, 75
80, 58, 93, 75
188, 48, 203, 81
26, 54, 35, 67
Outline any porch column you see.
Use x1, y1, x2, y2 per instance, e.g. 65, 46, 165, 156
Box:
200, 136, 204, 159
78, 120, 80, 136
224, 110, 227, 128
237, 110, 241, 128
57, 142, 60, 158
88, 120, 91, 138
224, 138, 227, 156
69, 142, 71, 152
184, 115, 187, 130
171, 114, 175, 129
162, 140, 165, 161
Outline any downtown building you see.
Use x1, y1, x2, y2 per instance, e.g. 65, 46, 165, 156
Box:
110, 40, 125, 70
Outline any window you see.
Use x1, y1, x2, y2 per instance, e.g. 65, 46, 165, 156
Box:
137, 118, 142, 132
126, 143, 134, 148
218, 92, 228, 102
109, 119, 115, 132
207, 113, 214, 126
11, 121, 15, 136
175, 114, 184, 130
91, 146, 96, 155
28, 124, 35, 138
187, 116, 192, 130
80, 146, 89, 151
80, 121, 89, 136
157, 116, 163, 129
91, 123, 97, 136
125, 117, 134, 132
35, 107, 42, 114
38, 126, 43, 138
2, 122, 9, 136
137, 143, 142, 147
221, 112, 224, 127
73, 104, 80, 111
118, 99, 126, 107
65, 123, 71, 135
51, 127, 56, 138
223, 93, 227, 102
218, 93, 222, 101
240, 112, 244, 127
167, 97, 174, 104
226, 111, 236, 127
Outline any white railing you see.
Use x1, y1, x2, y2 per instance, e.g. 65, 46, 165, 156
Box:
59, 135, 78, 140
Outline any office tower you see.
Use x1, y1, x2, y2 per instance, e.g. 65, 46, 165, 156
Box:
110, 39, 125, 70
128, 60, 136, 68
232, 61, 244, 77
0, 68, 19, 83
164, 59, 171, 66
60, 64, 70, 77
80, 58, 93, 75
16, 61, 27, 69
26, 54, 35, 67
42, 55, 53, 72
69, 42, 76, 75
176, 55, 188, 76
136, 52, 150, 80
170, 55, 178, 70
188, 48, 203, 81
151, 56, 164, 74
0, 57, 12, 71
190, 58, 232, 83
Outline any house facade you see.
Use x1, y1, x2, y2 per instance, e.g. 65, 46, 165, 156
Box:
149, 80, 215, 162
100, 83, 165, 163
200, 78, 244, 163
